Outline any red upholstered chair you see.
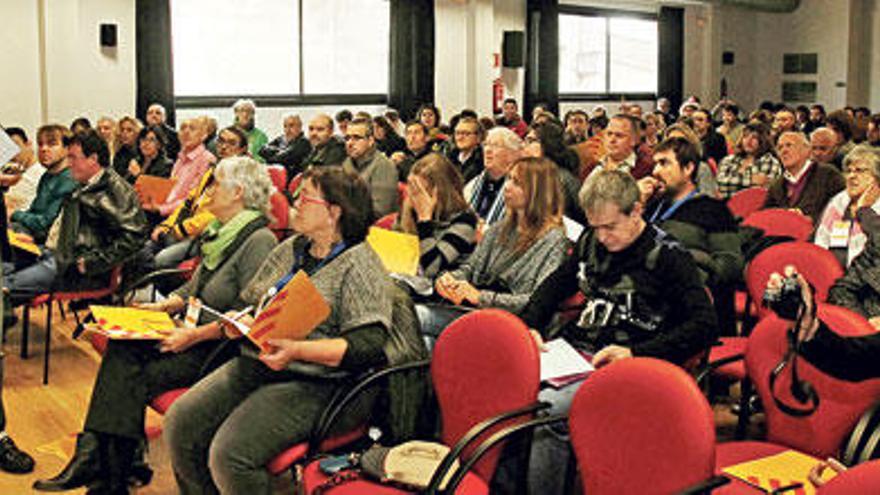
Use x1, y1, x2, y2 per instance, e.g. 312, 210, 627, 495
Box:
727, 187, 768, 220
374, 213, 398, 230
266, 165, 288, 192
569, 358, 724, 495
269, 191, 291, 240
397, 182, 408, 206
708, 242, 845, 437
287, 172, 304, 196
15, 265, 124, 385
742, 208, 814, 242
715, 305, 880, 494
300, 309, 543, 494
817, 460, 880, 494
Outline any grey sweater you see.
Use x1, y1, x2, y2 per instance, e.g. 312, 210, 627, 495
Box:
173, 227, 277, 323
343, 149, 399, 217
447, 224, 569, 314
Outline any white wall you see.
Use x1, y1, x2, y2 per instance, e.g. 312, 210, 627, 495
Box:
0, 0, 136, 136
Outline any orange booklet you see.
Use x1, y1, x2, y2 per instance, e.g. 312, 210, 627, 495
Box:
8, 229, 41, 256
722, 450, 837, 495
245, 270, 330, 352
134, 175, 175, 205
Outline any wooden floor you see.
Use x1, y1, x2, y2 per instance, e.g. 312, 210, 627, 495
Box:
0, 304, 761, 494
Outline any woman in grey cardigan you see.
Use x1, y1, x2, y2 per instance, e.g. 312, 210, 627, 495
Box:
33, 157, 277, 494
419, 157, 569, 340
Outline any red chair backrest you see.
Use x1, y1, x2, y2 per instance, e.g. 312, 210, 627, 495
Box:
727, 187, 768, 219
746, 305, 880, 458
266, 165, 287, 192
818, 459, 880, 494
373, 212, 397, 230
742, 208, 814, 241
431, 309, 540, 483
268, 192, 290, 240
397, 182, 408, 205
745, 242, 844, 319
569, 358, 716, 495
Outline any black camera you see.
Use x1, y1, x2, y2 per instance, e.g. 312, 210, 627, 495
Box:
762, 274, 803, 321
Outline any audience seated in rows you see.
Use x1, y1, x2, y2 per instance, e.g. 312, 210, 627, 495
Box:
395, 153, 477, 278
8, 125, 76, 245
32, 156, 278, 493
763, 131, 845, 225
341, 117, 399, 217
523, 169, 716, 495
164, 167, 424, 493
5, 130, 147, 304
149, 126, 248, 270
258, 113, 311, 179
716, 121, 782, 199
419, 156, 569, 343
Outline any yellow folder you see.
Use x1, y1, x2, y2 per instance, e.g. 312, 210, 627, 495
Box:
8, 230, 41, 256
86, 305, 177, 340
722, 450, 838, 495
366, 226, 420, 276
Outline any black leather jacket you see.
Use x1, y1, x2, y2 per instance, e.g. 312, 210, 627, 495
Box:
55, 169, 148, 286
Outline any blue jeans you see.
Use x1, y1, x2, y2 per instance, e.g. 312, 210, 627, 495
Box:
3, 253, 58, 303
528, 377, 587, 495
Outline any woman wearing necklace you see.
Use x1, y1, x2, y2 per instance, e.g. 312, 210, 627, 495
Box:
33, 157, 277, 494
165, 167, 400, 494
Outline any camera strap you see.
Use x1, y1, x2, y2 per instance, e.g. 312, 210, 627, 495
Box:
769, 304, 820, 417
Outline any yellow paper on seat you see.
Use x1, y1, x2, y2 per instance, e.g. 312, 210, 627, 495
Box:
366, 226, 419, 276
87, 305, 177, 340
8, 229, 41, 256
722, 450, 837, 494
247, 270, 330, 352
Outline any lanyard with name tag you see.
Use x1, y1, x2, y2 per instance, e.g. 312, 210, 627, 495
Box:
829, 220, 852, 248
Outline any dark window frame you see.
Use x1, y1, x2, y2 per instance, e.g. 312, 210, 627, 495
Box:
171, 0, 390, 109
558, 5, 659, 102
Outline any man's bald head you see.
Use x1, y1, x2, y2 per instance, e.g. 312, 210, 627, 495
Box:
810, 127, 839, 164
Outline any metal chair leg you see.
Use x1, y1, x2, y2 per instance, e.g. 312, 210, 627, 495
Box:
735, 379, 753, 440
21, 305, 30, 359
43, 297, 52, 385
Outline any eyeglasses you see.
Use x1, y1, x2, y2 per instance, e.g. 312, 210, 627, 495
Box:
343, 134, 369, 143
295, 193, 330, 207
217, 137, 241, 147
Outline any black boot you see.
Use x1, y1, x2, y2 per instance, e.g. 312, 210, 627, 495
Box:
33, 431, 103, 491
85, 435, 135, 495
127, 439, 153, 487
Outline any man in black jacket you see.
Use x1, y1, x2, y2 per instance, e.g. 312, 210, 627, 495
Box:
525, 169, 715, 495
4, 130, 147, 302
445, 116, 484, 182
300, 114, 346, 170
258, 114, 311, 180
145, 103, 180, 159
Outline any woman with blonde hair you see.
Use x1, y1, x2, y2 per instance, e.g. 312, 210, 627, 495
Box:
113, 115, 144, 180
95, 116, 117, 156
418, 156, 569, 342
396, 153, 478, 278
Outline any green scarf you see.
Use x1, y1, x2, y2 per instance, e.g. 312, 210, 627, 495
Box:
200, 209, 263, 270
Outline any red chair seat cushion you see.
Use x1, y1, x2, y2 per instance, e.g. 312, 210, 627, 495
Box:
710, 337, 747, 380
149, 388, 189, 415
715, 441, 789, 494
266, 426, 368, 476
300, 459, 490, 494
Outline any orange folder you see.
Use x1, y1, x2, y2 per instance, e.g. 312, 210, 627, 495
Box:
722, 450, 837, 495
247, 270, 330, 352
84, 305, 177, 340
134, 175, 175, 205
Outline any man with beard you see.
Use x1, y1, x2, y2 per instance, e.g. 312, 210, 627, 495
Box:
638, 137, 744, 336
852, 114, 880, 156
300, 114, 347, 170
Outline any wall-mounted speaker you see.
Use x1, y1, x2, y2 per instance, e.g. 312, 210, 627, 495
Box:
502, 31, 525, 68
722, 51, 734, 65
100, 23, 117, 48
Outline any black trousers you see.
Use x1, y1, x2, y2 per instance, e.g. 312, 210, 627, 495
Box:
0, 352, 6, 432
83, 339, 234, 440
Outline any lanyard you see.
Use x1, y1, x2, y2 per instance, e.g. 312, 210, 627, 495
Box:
269, 241, 347, 296
650, 190, 697, 223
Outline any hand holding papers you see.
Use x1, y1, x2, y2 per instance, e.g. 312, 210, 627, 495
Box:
366, 227, 420, 275
540, 339, 594, 387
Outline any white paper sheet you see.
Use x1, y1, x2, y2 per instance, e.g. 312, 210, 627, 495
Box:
540, 338, 594, 382
563, 216, 585, 242
0, 126, 21, 166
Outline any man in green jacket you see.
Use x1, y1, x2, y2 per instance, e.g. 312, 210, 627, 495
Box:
232, 99, 268, 163
10, 125, 77, 245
